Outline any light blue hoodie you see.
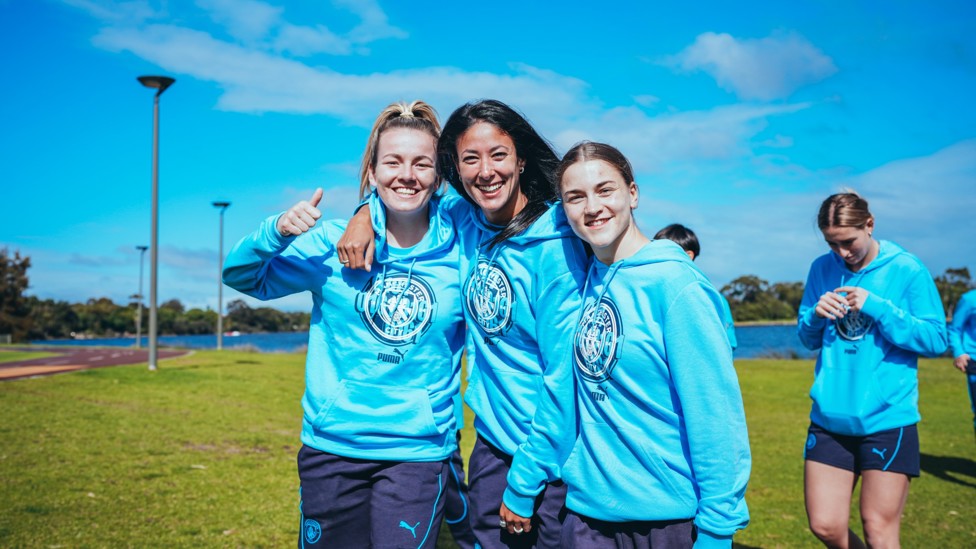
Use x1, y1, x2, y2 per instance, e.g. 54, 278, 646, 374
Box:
560, 240, 751, 548
446, 200, 589, 518
222, 193, 466, 462
949, 289, 976, 359
797, 240, 948, 436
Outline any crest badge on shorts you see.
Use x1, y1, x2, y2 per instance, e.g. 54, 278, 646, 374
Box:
464, 258, 514, 336
357, 273, 435, 346
574, 297, 622, 382
304, 518, 322, 544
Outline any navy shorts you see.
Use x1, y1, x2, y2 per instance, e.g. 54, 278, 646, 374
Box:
561, 511, 695, 549
297, 445, 448, 549
803, 423, 920, 477
467, 434, 567, 549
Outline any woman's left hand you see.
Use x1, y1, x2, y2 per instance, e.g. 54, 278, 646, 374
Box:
835, 285, 870, 312
499, 503, 532, 535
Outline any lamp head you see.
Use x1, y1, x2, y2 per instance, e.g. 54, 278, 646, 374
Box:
137, 76, 175, 96
212, 201, 231, 209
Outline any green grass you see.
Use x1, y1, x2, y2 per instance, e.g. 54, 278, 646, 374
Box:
0, 349, 59, 363
0, 352, 973, 547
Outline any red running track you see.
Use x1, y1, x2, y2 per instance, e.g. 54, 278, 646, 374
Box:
0, 346, 191, 381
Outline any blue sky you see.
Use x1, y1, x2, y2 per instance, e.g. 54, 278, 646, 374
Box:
2, 0, 975, 313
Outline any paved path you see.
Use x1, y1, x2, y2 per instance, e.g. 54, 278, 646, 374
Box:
0, 346, 191, 381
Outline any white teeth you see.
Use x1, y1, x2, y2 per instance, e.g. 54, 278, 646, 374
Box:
586, 218, 609, 227
394, 188, 418, 195
478, 183, 502, 193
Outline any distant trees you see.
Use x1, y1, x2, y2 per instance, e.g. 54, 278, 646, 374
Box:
723, 267, 974, 324
225, 300, 310, 333
721, 275, 798, 322
20, 296, 310, 340
1, 248, 32, 341
936, 267, 973, 318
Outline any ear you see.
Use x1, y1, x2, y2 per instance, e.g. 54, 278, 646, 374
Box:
686, 250, 696, 261
367, 166, 378, 189
629, 181, 639, 210
865, 217, 875, 236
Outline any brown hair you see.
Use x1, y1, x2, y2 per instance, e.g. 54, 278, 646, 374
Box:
359, 100, 441, 200
817, 191, 873, 230
555, 141, 635, 194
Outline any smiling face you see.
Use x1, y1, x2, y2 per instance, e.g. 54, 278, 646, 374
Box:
368, 127, 438, 222
822, 218, 877, 272
560, 159, 642, 264
455, 122, 527, 225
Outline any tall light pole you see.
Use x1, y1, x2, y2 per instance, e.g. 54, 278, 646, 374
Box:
138, 75, 175, 371
212, 201, 231, 350
135, 245, 148, 349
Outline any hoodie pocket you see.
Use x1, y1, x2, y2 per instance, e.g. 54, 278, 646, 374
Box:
314, 380, 439, 439
810, 364, 889, 434
562, 422, 696, 517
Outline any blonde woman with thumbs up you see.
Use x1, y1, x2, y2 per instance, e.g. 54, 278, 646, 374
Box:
223, 101, 467, 549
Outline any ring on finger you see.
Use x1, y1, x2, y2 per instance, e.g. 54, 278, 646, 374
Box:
499, 519, 507, 528
514, 526, 524, 534
339, 258, 350, 264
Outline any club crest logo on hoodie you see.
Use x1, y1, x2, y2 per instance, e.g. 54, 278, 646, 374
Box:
356, 273, 435, 346
574, 297, 622, 382
835, 308, 873, 341
464, 258, 514, 335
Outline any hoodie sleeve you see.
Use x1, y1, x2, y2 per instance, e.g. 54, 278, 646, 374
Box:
502, 266, 585, 518
721, 295, 738, 351
666, 280, 751, 545
949, 292, 975, 358
797, 262, 827, 351
222, 214, 333, 300
859, 266, 948, 357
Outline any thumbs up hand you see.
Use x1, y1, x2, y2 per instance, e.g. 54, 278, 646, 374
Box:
277, 188, 323, 237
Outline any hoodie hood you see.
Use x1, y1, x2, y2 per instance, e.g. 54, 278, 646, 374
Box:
469, 202, 579, 247
592, 238, 699, 273
828, 239, 904, 282
368, 191, 457, 263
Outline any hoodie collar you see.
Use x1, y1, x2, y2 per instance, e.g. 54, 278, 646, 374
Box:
368, 190, 456, 264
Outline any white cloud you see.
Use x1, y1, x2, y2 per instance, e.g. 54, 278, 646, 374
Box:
92, 23, 591, 126
274, 23, 351, 56
552, 102, 809, 172
62, 0, 158, 25
667, 31, 837, 100
846, 139, 976, 275
337, 0, 407, 43
644, 139, 976, 289
196, 0, 282, 43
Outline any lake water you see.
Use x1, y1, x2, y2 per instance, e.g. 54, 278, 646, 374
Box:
33, 324, 815, 359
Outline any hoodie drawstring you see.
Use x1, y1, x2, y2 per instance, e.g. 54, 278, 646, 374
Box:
369, 258, 418, 322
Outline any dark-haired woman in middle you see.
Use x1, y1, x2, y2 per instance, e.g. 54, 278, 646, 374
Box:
339, 99, 588, 548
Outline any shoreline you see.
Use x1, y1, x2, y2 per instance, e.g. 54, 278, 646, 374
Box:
735, 319, 797, 327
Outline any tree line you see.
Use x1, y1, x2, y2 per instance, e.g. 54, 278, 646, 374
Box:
1, 247, 309, 341
1, 248, 972, 341
721, 267, 973, 323
19, 296, 310, 341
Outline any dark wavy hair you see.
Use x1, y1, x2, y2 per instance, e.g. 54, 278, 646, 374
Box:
437, 99, 559, 248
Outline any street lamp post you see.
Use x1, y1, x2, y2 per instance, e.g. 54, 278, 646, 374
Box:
138, 75, 175, 371
212, 201, 231, 350
135, 245, 148, 348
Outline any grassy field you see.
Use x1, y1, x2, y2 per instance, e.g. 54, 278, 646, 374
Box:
1, 350, 973, 548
